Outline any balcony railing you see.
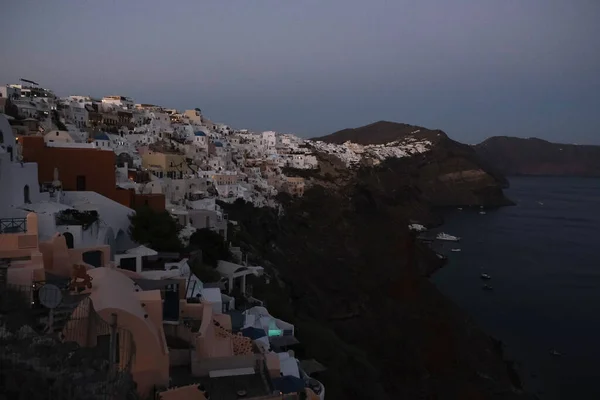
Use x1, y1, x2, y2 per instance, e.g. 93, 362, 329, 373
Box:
0, 218, 27, 234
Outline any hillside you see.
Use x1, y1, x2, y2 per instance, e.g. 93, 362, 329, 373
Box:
312, 120, 442, 145
223, 175, 531, 399
312, 121, 512, 207
216, 122, 534, 399
474, 136, 600, 177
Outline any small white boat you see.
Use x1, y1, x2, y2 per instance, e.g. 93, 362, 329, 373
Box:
458, 207, 463, 211
482, 284, 493, 291
479, 211, 487, 215
451, 248, 461, 252
408, 223, 427, 232
550, 349, 562, 357
436, 232, 460, 242
538, 201, 544, 206
480, 273, 492, 280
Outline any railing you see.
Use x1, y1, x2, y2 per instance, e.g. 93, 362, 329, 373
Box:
0, 218, 27, 234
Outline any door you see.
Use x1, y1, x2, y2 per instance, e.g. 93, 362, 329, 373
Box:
76, 175, 86, 191
63, 232, 74, 249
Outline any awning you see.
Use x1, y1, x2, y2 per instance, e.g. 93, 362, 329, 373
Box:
126, 245, 158, 257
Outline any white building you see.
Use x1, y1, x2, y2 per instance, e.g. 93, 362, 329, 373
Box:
0, 115, 42, 219
193, 130, 208, 148
44, 130, 75, 144
262, 131, 277, 149
102, 95, 134, 110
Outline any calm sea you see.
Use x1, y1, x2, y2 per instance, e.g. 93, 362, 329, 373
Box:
431, 177, 600, 400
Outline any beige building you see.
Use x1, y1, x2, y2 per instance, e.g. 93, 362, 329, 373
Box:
282, 177, 305, 197
213, 173, 239, 186
44, 130, 74, 144
142, 151, 193, 179
183, 109, 202, 124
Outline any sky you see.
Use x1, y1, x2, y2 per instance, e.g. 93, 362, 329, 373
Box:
2, 0, 599, 144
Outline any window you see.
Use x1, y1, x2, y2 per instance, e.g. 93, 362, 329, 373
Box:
119, 257, 137, 272
23, 185, 31, 204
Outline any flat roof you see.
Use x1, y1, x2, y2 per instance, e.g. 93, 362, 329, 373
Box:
202, 287, 221, 303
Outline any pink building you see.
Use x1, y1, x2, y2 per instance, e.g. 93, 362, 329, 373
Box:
0, 212, 323, 399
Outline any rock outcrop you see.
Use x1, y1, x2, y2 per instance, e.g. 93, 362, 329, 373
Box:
474, 136, 600, 177
312, 121, 513, 207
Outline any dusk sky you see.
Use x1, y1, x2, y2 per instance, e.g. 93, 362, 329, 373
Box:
2, 0, 599, 143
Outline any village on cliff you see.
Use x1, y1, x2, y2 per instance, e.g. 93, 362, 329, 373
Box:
0, 81, 434, 399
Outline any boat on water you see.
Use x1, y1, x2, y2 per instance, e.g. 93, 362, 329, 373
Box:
482, 284, 493, 291
408, 223, 427, 232
480, 273, 492, 280
550, 349, 562, 357
479, 211, 486, 215
451, 248, 461, 252
436, 232, 461, 242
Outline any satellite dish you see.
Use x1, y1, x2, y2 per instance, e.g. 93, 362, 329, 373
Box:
38, 284, 63, 309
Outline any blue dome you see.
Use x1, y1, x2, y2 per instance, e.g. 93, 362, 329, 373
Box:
95, 132, 109, 140
194, 131, 206, 137
214, 141, 223, 147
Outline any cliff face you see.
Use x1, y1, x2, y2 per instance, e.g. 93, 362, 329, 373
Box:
220, 122, 531, 399
474, 136, 600, 177
224, 180, 530, 399
315, 121, 512, 207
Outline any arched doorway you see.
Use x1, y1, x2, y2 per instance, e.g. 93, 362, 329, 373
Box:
23, 185, 31, 204
63, 232, 74, 249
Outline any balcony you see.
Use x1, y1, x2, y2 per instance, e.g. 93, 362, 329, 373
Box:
0, 218, 27, 234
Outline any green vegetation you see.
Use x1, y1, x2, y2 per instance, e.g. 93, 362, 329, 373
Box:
188, 258, 221, 283
55, 209, 99, 230
51, 110, 67, 131
128, 206, 183, 252
188, 228, 232, 267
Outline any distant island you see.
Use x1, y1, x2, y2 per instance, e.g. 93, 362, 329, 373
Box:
474, 136, 600, 177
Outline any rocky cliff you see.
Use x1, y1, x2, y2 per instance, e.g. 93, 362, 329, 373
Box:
474, 136, 600, 177
314, 121, 512, 207
219, 122, 533, 399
